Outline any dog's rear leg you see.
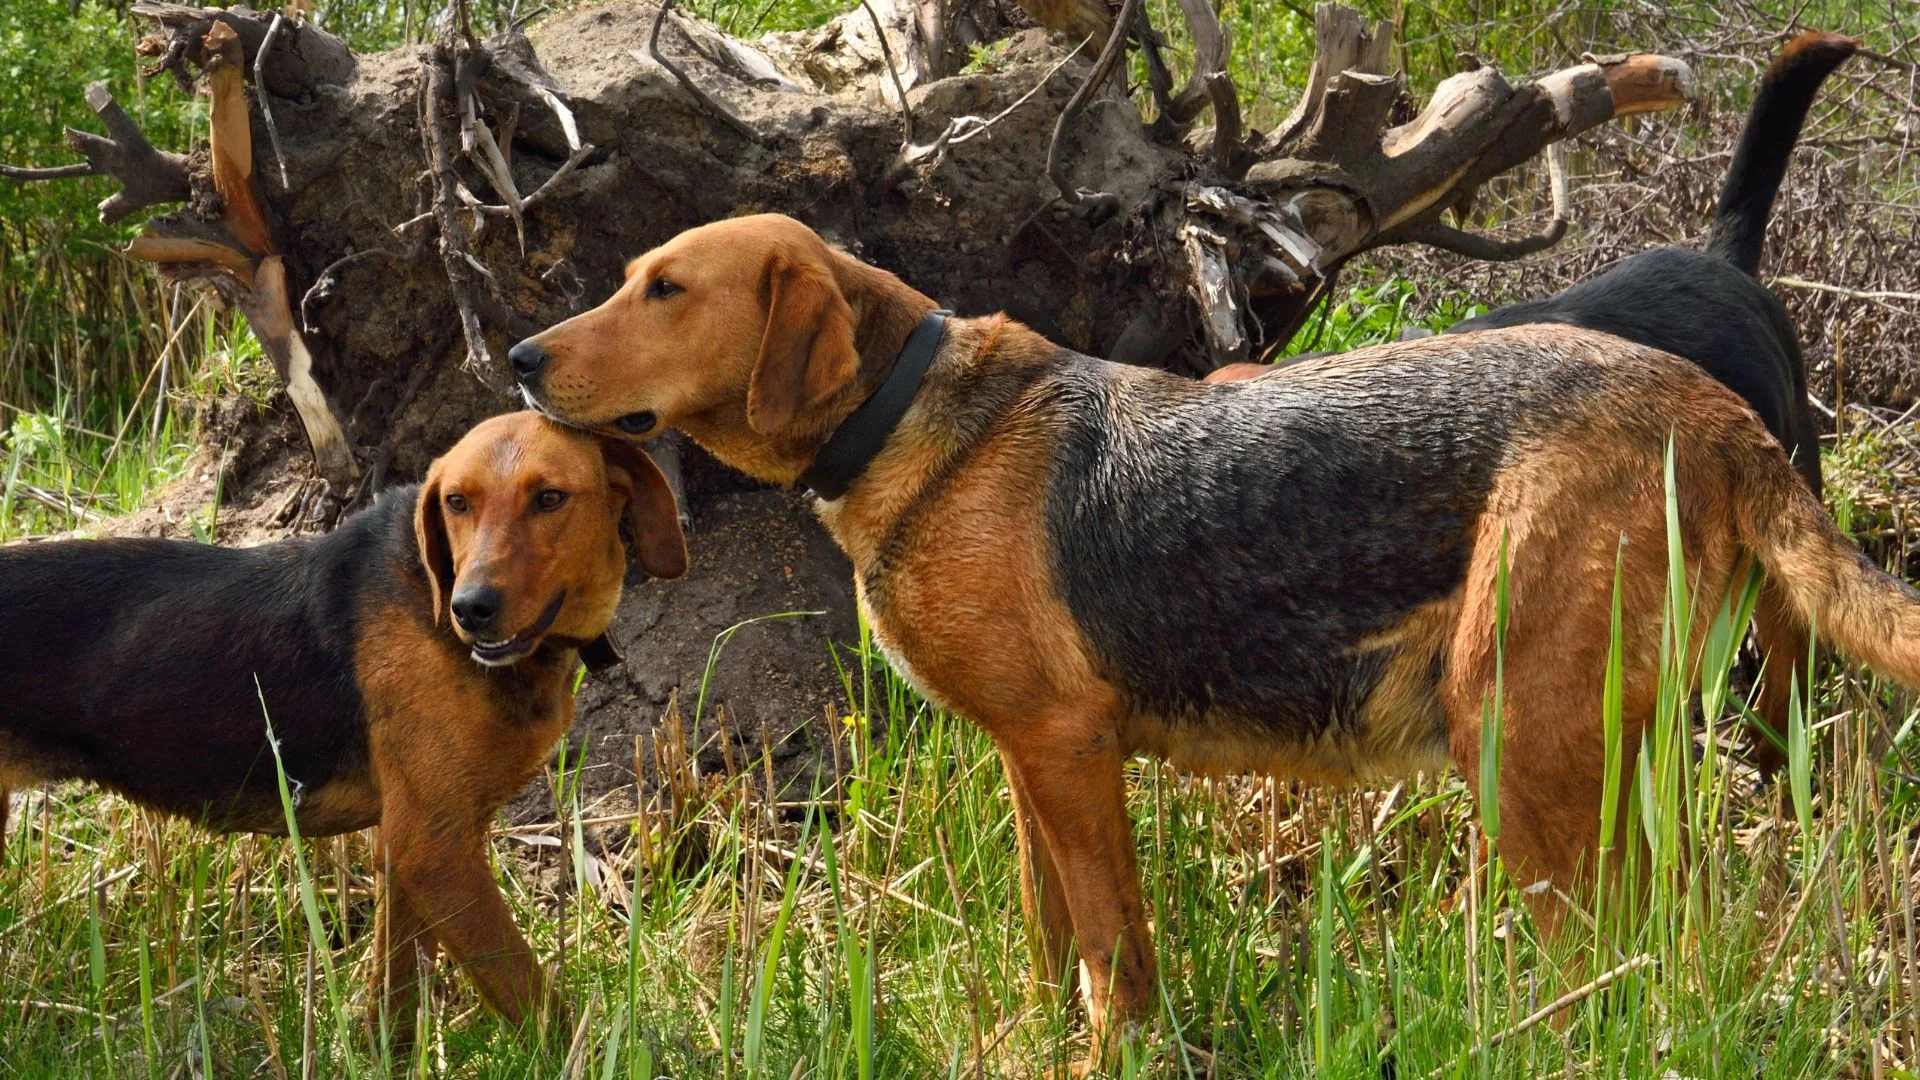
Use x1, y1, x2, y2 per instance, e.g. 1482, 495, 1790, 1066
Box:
1444, 517, 1658, 953
0, 788, 9, 866
1748, 579, 1808, 779
1004, 753, 1079, 1008
999, 722, 1155, 1073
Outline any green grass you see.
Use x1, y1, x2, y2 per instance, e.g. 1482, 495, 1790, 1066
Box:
5, 428, 1919, 1077
0, 310, 272, 541
5, 1, 1919, 1073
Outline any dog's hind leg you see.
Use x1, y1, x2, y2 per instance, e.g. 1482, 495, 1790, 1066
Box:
1004, 753, 1080, 1009
0, 788, 9, 866
1747, 580, 1808, 779
1442, 476, 1677, 951
998, 715, 1156, 1073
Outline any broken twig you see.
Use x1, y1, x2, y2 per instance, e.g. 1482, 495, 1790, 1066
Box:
255, 13, 292, 189
1045, 0, 1140, 210
860, 0, 915, 142
420, 52, 503, 386
640, 0, 756, 141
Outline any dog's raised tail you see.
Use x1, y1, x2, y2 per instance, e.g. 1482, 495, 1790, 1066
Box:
1737, 448, 1920, 688
1706, 30, 1858, 276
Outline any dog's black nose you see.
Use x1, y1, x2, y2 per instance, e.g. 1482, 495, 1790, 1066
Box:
451, 585, 502, 633
508, 341, 548, 381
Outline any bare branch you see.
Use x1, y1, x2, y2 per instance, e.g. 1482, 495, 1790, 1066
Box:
420, 51, 504, 388
1267, 5, 1395, 155
301, 247, 404, 334
1409, 218, 1567, 261
639, 0, 757, 141
50, 83, 193, 225
255, 13, 292, 190
1411, 109, 1573, 261
1046, 0, 1142, 210
878, 40, 1086, 192
0, 162, 98, 181
1166, 0, 1232, 123
861, 0, 915, 143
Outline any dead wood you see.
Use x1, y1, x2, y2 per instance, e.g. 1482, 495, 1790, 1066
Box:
130, 1, 354, 97
19, 83, 195, 226
5, 0, 1693, 480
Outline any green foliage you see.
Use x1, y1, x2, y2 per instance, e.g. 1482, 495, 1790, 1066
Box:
4, 537, 1916, 1075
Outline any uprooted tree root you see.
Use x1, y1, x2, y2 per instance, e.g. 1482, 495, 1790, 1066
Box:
1, 0, 1697, 788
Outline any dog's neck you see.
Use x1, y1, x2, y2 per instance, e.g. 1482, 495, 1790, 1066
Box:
683, 252, 938, 485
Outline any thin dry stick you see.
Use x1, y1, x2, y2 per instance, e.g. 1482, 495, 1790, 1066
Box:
951, 43, 1086, 147
299, 247, 402, 333
255, 13, 291, 188
935, 825, 989, 1079
758, 839, 962, 928
0, 864, 138, 940
859, 0, 914, 142
1045, 0, 1142, 206
1440, 953, 1655, 1073
419, 54, 498, 383
560, 991, 601, 1079
0, 162, 97, 180
81, 293, 205, 507
641, 0, 756, 140
1771, 276, 1920, 304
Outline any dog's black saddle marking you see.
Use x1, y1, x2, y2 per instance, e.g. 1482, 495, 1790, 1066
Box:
1043, 341, 1604, 736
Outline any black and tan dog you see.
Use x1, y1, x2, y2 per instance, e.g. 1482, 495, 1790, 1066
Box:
1210, 31, 1858, 773
0, 412, 685, 1045
509, 213, 1920, 1069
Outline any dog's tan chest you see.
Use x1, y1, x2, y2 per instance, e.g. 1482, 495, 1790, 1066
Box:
355, 600, 577, 822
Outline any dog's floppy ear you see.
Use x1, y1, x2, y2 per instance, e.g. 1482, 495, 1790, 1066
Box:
748, 250, 859, 436
413, 463, 457, 624
600, 439, 690, 580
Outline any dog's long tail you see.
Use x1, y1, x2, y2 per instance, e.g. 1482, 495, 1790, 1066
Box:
1738, 446, 1920, 687
1706, 31, 1858, 276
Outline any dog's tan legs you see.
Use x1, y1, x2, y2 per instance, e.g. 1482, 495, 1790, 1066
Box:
1749, 579, 1809, 779
378, 801, 552, 1035
1000, 727, 1155, 1071
369, 863, 432, 1055
1004, 753, 1079, 1007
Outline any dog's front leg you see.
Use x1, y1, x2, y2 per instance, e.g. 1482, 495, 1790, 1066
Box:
378, 803, 556, 1038
999, 723, 1155, 1074
1004, 753, 1080, 1008
368, 868, 431, 1056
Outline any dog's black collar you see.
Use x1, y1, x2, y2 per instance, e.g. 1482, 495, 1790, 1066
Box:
799, 309, 951, 501
578, 633, 623, 674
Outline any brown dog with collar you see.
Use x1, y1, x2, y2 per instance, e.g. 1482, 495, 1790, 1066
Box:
509, 213, 1920, 1069
0, 412, 686, 1048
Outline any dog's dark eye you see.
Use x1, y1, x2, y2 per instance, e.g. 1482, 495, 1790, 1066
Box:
645, 277, 681, 300
445, 493, 469, 513
534, 489, 568, 512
